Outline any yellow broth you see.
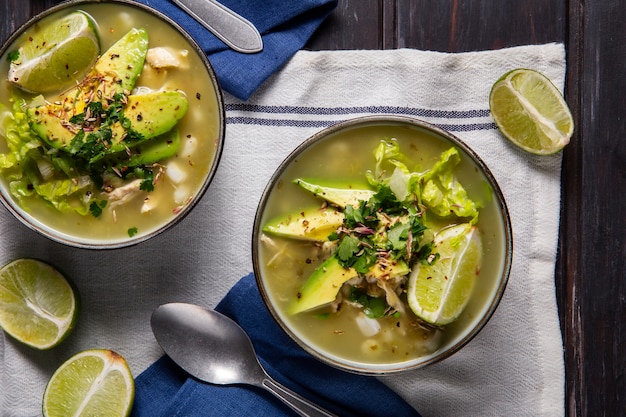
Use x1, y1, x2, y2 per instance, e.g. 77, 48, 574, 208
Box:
0, 3, 221, 244
257, 122, 508, 367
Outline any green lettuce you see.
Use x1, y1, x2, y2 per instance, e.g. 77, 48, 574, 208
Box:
368, 139, 480, 224
0, 99, 95, 215
420, 147, 479, 223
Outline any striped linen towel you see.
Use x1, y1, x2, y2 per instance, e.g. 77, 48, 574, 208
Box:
0, 45, 565, 416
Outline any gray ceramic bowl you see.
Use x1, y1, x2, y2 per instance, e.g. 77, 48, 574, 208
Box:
0, 0, 224, 248
252, 115, 512, 374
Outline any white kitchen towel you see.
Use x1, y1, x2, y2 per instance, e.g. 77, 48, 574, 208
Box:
0, 44, 565, 417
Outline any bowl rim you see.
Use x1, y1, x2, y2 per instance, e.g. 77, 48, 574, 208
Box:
252, 114, 513, 375
0, 0, 225, 250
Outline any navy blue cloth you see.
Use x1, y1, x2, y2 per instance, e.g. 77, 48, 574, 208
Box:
132, 273, 422, 417
134, 0, 338, 100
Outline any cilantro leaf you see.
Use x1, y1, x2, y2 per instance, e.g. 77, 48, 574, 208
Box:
387, 222, 410, 251
7, 51, 19, 62
128, 227, 138, 237
89, 200, 107, 218
417, 242, 439, 265
351, 247, 376, 274
348, 287, 394, 319
344, 204, 363, 228
140, 178, 154, 192
337, 235, 359, 262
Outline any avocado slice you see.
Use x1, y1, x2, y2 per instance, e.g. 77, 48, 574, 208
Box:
93, 27, 148, 94
27, 91, 188, 157
104, 127, 181, 169
24, 27, 177, 159
262, 207, 345, 242
125, 128, 181, 167
290, 255, 358, 314
51, 27, 149, 116
123, 91, 188, 141
290, 255, 410, 314
294, 178, 375, 208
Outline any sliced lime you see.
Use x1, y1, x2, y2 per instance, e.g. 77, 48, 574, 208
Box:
489, 68, 574, 155
43, 349, 135, 417
407, 223, 482, 326
0, 258, 78, 349
8, 11, 100, 93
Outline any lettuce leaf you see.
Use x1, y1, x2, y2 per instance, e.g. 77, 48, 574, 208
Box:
369, 139, 479, 224
420, 147, 479, 223
0, 99, 95, 215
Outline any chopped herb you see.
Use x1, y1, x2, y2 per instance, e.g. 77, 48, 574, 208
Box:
66, 94, 144, 167
140, 178, 154, 192
128, 227, 138, 237
416, 241, 438, 264
348, 287, 396, 319
89, 200, 107, 218
139, 169, 155, 192
337, 235, 359, 262
7, 50, 20, 62
333, 179, 431, 275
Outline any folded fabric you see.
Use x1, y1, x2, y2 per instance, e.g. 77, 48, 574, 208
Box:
135, 0, 337, 100
131, 273, 421, 417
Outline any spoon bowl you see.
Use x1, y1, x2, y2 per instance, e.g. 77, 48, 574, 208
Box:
151, 302, 336, 417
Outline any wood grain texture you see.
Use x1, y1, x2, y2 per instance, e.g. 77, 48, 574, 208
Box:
308, 0, 565, 51
2, 1, 625, 415
560, 1, 626, 416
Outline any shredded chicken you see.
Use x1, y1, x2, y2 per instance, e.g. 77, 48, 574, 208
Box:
376, 278, 406, 314
146, 47, 189, 69
107, 179, 144, 208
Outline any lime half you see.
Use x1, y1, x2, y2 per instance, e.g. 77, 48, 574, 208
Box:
489, 68, 574, 155
407, 224, 482, 326
0, 258, 78, 349
43, 349, 135, 417
8, 11, 100, 93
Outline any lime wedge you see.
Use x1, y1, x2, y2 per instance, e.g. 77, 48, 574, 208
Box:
489, 68, 574, 155
407, 224, 482, 326
0, 258, 78, 349
8, 11, 100, 93
43, 349, 135, 417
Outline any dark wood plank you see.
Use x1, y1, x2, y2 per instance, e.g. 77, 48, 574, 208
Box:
395, 0, 565, 51
560, 1, 626, 416
559, 2, 584, 415
0, 1, 58, 44
306, 0, 383, 50
308, 0, 565, 52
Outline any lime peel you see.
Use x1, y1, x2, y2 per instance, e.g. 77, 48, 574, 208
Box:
0, 258, 78, 349
43, 349, 135, 417
407, 223, 482, 326
489, 68, 574, 155
8, 11, 100, 94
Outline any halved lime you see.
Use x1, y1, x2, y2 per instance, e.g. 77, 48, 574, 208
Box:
407, 224, 482, 326
43, 349, 135, 417
0, 258, 78, 349
8, 11, 100, 93
489, 68, 574, 155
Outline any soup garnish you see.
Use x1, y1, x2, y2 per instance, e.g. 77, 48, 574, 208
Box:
7, 11, 100, 94
262, 139, 482, 328
0, 5, 220, 242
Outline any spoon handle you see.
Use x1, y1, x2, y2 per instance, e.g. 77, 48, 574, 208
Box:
262, 377, 337, 417
171, 0, 263, 53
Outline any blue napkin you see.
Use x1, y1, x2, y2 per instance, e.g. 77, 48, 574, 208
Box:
134, 0, 337, 100
131, 273, 421, 416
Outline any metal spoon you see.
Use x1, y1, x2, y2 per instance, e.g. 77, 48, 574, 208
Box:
171, 0, 263, 53
151, 302, 337, 417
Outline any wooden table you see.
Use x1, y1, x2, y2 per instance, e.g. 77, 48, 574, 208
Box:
2, 1, 624, 416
